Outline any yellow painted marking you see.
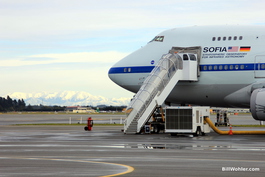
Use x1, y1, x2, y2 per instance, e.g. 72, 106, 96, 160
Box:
1, 157, 134, 177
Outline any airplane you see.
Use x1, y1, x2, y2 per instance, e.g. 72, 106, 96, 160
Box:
108, 25, 265, 121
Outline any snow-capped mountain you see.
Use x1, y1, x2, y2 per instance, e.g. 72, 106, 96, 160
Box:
6, 91, 131, 106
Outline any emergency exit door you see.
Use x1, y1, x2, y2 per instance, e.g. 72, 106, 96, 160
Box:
254, 55, 265, 78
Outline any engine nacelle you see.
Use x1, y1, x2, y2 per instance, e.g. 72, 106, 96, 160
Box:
250, 89, 265, 120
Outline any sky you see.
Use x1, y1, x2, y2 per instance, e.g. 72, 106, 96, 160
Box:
1, 0, 265, 100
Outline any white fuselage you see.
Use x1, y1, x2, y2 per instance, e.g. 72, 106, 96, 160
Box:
108, 26, 265, 108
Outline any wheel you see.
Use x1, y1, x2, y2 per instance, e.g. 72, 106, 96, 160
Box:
153, 125, 160, 134
84, 126, 88, 131
194, 127, 202, 136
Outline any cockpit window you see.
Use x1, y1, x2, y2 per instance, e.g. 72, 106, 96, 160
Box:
150, 36, 164, 42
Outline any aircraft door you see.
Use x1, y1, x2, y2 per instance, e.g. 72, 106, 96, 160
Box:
182, 54, 198, 81
254, 55, 265, 78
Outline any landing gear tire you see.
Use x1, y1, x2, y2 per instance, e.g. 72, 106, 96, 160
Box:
153, 125, 160, 134
193, 127, 202, 136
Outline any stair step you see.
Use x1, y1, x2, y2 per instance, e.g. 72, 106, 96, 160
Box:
124, 53, 194, 133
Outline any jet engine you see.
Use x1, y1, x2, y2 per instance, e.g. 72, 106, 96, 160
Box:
250, 89, 265, 120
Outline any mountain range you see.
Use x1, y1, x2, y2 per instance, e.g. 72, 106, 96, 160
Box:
5, 91, 131, 106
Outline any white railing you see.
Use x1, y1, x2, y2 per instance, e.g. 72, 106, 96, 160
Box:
124, 53, 183, 132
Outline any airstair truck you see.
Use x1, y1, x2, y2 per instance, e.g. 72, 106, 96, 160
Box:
165, 106, 211, 136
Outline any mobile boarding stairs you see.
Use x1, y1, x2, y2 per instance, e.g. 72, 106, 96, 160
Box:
124, 51, 199, 134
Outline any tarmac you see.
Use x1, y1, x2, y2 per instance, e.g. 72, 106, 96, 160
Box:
0, 113, 265, 177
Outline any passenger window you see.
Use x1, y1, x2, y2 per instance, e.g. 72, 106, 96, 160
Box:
219, 65, 223, 70
261, 64, 265, 69
230, 65, 233, 70
224, 65, 228, 70
189, 54, 196, 61
239, 36, 243, 40
240, 65, 244, 69
223, 37, 226, 41
203, 66, 207, 70
234, 36, 237, 40
235, 65, 239, 70
183, 54, 189, 60
214, 65, 217, 70
124, 68, 127, 72
228, 36, 232, 40
218, 37, 221, 41
209, 66, 212, 70
128, 68, 131, 72
212, 37, 216, 41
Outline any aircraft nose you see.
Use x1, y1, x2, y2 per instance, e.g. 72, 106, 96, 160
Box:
108, 66, 120, 86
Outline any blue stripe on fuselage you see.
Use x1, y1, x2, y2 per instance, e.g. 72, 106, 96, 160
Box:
108, 63, 264, 74
108, 66, 154, 74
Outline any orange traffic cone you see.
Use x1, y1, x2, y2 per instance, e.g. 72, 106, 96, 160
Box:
228, 126, 233, 135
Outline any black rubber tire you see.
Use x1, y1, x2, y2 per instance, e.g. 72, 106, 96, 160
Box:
153, 125, 160, 134
194, 127, 202, 136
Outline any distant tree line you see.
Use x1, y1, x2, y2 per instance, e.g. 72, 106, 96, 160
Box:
0, 96, 126, 112
0, 96, 26, 112
24, 104, 66, 112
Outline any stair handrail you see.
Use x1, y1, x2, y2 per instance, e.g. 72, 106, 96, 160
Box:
124, 53, 182, 132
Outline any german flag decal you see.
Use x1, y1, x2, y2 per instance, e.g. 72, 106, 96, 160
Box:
240, 46, 251, 52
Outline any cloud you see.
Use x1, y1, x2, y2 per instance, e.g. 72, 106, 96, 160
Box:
0, 50, 132, 98
1, 0, 264, 40
0, 51, 129, 67
0, 61, 133, 99
22, 57, 57, 61
0, 0, 265, 101
0, 1, 155, 40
